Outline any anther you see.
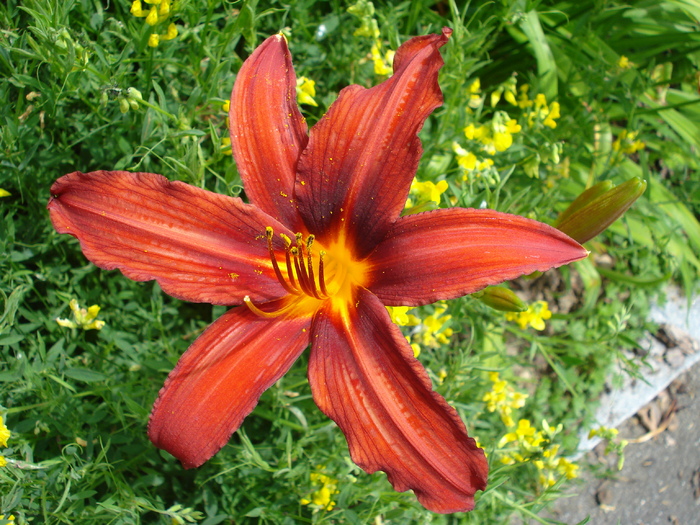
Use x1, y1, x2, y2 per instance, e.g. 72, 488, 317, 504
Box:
266, 227, 298, 295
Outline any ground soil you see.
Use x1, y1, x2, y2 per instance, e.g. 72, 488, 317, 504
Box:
548, 361, 700, 525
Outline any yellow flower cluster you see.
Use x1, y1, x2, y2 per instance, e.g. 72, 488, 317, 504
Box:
130, 0, 178, 48
300, 471, 339, 511
482, 371, 528, 428
452, 142, 496, 182
347, 1, 394, 76
0, 515, 15, 523
499, 419, 578, 487
490, 76, 518, 107
517, 87, 561, 129
386, 304, 453, 357
612, 129, 645, 155
347, 0, 379, 38
0, 416, 10, 468
464, 114, 522, 155
296, 77, 318, 107
589, 426, 628, 470
56, 299, 106, 331
506, 300, 552, 331
417, 305, 453, 349
618, 55, 631, 69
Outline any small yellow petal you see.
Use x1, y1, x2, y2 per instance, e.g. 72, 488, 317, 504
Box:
145, 6, 158, 26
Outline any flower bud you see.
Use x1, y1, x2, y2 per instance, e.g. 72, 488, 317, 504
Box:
556, 177, 646, 244
556, 180, 613, 226
473, 286, 527, 312
118, 97, 130, 114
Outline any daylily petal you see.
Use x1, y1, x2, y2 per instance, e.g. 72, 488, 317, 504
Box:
308, 288, 487, 513
230, 34, 309, 229
48, 171, 290, 305
295, 28, 452, 258
368, 208, 588, 306
148, 299, 312, 468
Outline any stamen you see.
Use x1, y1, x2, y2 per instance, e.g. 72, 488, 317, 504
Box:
261, 228, 331, 301
266, 227, 298, 295
291, 247, 313, 296
318, 251, 329, 297
306, 249, 322, 300
243, 295, 297, 318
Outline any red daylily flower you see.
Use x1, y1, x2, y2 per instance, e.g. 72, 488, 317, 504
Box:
48, 28, 587, 513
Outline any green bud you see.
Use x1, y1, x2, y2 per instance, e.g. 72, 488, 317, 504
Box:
126, 87, 143, 101
557, 177, 647, 244
118, 97, 130, 114
556, 180, 614, 226
473, 286, 527, 312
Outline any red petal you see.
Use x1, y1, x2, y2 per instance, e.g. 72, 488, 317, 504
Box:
295, 28, 452, 258
229, 34, 309, 229
308, 288, 487, 513
48, 171, 289, 305
368, 208, 588, 306
148, 299, 312, 468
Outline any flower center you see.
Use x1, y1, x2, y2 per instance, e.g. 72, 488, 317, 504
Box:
244, 227, 368, 317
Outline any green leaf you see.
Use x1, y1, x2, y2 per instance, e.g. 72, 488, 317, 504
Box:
63, 368, 108, 383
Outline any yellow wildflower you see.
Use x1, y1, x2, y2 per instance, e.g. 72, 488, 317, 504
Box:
506, 300, 552, 330
221, 137, 232, 155
558, 457, 579, 479
543, 102, 560, 128
415, 305, 453, 348
370, 43, 394, 76
131, 1, 176, 46
56, 299, 106, 330
348, 0, 380, 38
409, 179, 449, 206
452, 142, 477, 171
386, 306, 419, 327
482, 372, 528, 428
492, 131, 512, 152
498, 418, 537, 447
612, 130, 645, 154
0, 189, 10, 197
0, 417, 10, 448
467, 79, 483, 109
588, 426, 619, 439
296, 76, 318, 106
618, 55, 631, 69
0, 515, 15, 522
301, 471, 339, 511
517, 84, 533, 109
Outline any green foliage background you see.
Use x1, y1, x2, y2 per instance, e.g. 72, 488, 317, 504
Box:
1, 0, 699, 523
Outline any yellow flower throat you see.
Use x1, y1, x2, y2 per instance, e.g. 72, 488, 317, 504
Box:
244, 227, 368, 317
